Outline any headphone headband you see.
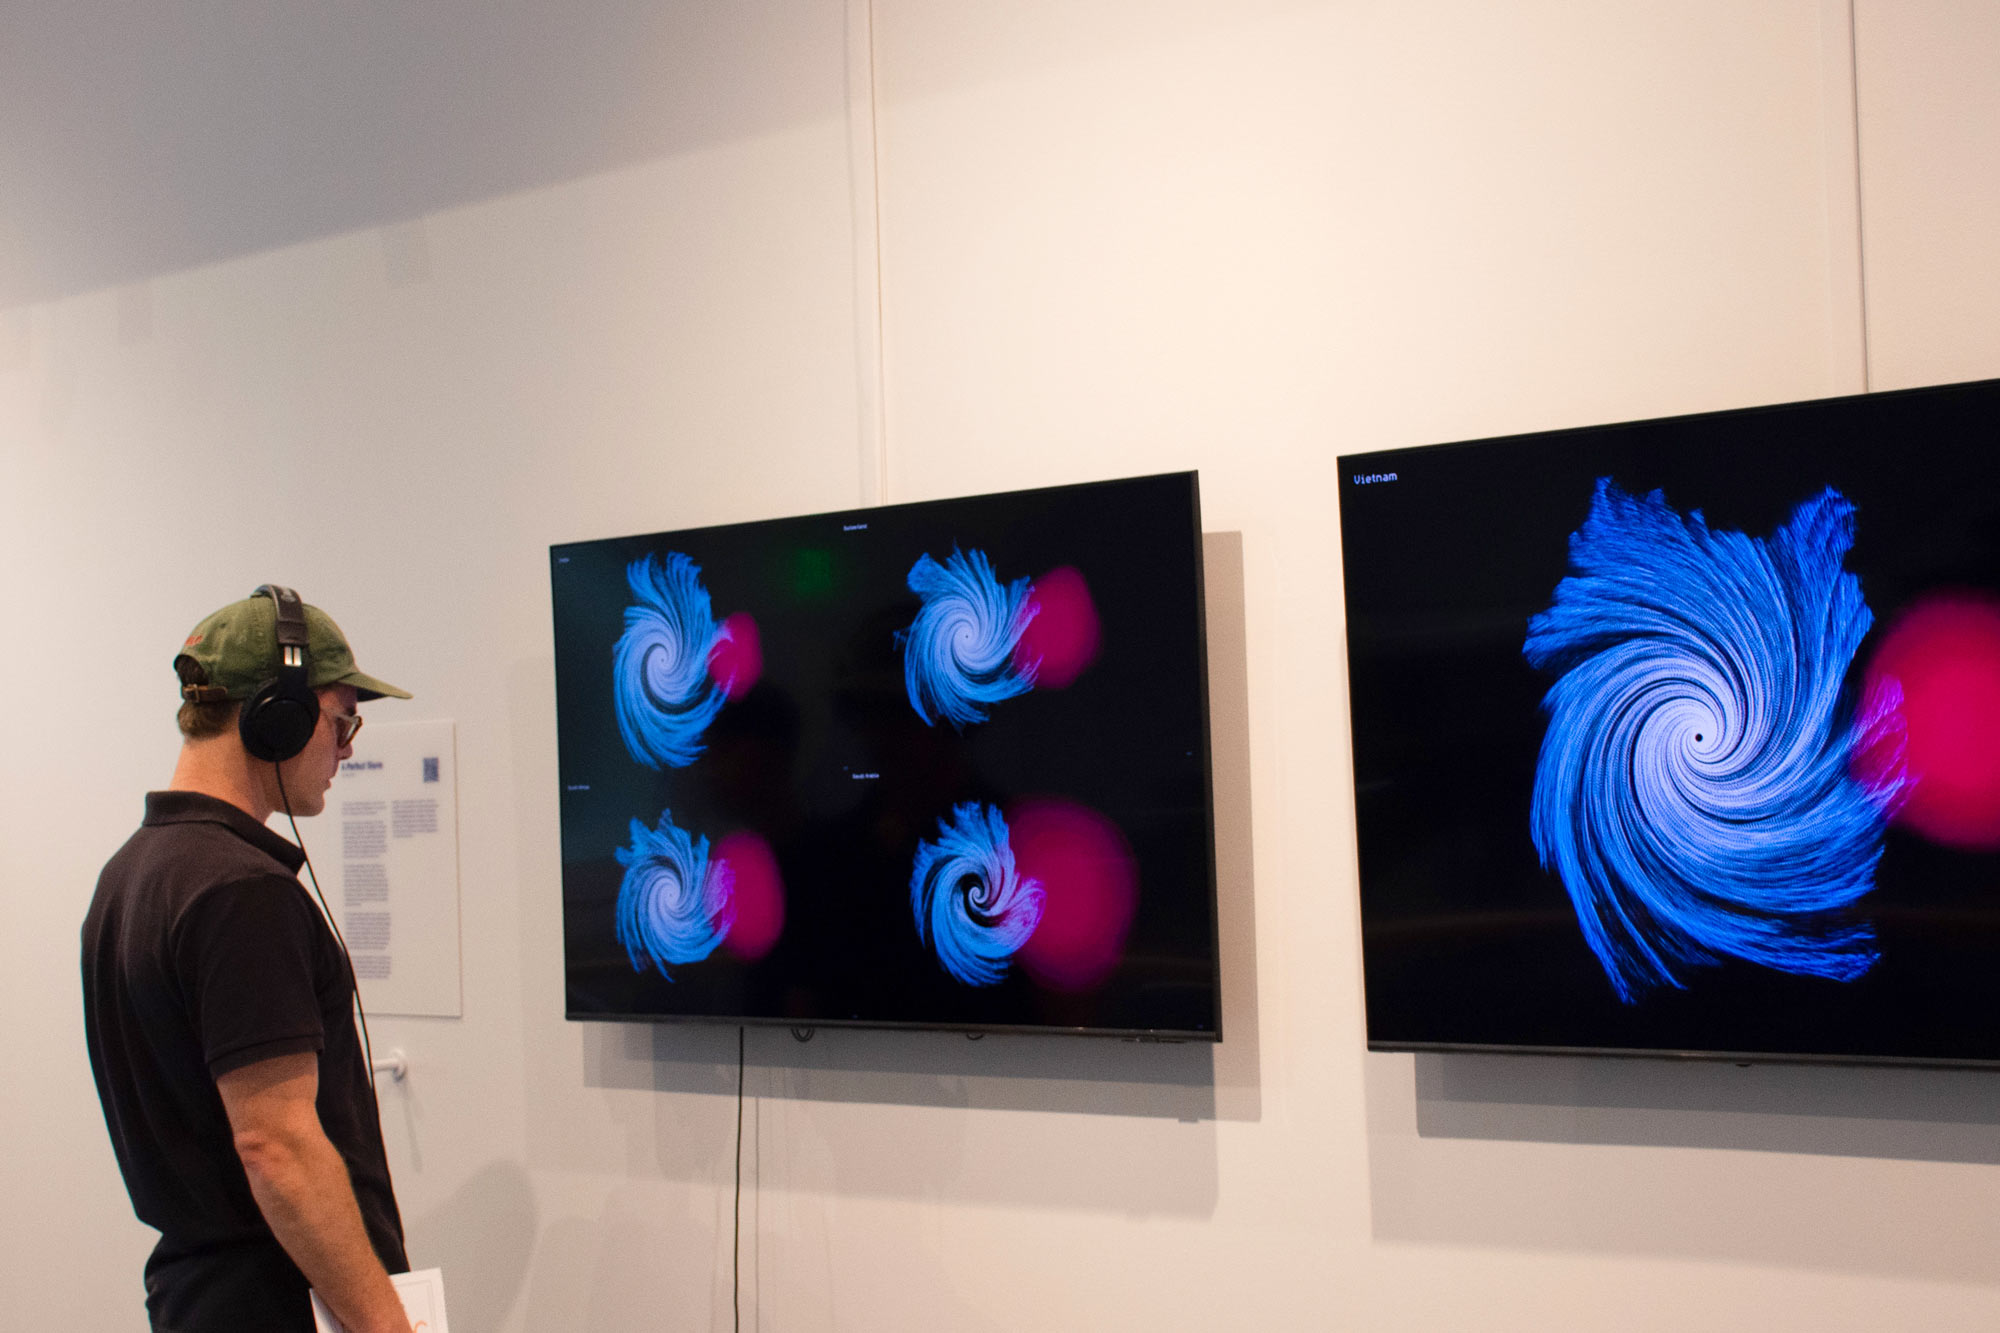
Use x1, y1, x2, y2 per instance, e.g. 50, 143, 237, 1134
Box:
254, 584, 308, 657
239, 584, 319, 762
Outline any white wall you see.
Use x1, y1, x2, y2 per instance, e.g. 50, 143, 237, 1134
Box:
4, 2, 1999, 1329
1854, 0, 2000, 387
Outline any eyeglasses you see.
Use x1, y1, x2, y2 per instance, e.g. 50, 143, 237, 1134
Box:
326, 710, 364, 748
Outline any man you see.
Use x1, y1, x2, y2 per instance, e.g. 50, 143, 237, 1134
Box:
82, 587, 416, 1332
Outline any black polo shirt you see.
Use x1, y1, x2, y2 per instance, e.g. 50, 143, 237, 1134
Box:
82, 791, 406, 1332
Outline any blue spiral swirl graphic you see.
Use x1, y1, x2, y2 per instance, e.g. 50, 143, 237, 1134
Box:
1524, 480, 1898, 1003
614, 553, 727, 769
899, 549, 1038, 729
615, 810, 734, 978
910, 803, 1045, 987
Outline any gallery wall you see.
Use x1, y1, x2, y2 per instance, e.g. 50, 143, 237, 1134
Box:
3, 2, 1998, 1329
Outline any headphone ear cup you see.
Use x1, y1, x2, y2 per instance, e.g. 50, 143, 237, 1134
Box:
240, 680, 319, 762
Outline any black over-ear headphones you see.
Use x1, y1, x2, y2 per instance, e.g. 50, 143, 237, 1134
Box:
239, 584, 321, 763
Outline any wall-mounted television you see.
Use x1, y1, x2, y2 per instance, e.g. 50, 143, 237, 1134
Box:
1340, 378, 2000, 1067
552, 472, 1219, 1039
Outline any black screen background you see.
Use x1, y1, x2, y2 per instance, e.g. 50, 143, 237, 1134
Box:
1339, 379, 2000, 1064
551, 472, 1219, 1037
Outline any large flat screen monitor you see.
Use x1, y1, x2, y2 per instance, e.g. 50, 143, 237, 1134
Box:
553, 472, 1219, 1039
1340, 378, 2000, 1066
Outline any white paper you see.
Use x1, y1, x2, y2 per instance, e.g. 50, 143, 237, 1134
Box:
311, 1266, 450, 1333
327, 718, 463, 1017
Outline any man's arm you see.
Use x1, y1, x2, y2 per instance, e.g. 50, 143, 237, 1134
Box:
216, 1052, 411, 1333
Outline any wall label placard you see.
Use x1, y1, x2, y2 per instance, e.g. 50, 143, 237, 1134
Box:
309, 718, 463, 1017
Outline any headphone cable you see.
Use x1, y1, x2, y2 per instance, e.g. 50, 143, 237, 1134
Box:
277, 763, 379, 1095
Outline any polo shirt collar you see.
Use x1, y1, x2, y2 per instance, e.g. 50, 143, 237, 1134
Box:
142, 790, 307, 874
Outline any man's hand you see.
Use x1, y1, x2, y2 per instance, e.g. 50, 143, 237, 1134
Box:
216, 1052, 411, 1333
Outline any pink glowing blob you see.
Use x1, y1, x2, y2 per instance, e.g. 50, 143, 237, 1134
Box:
716, 831, 785, 960
708, 612, 763, 701
1856, 591, 2000, 850
1013, 566, 1100, 690
1011, 799, 1137, 992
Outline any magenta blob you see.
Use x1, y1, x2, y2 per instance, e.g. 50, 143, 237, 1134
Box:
1013, 566, 1100, 690
708, 612, 763, 701
716, 831, 785, 960
1011, 798, 1137, 992
1856, 591, 2000, 850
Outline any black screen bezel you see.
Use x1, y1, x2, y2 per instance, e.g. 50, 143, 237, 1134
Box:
551, 471, 1223, 1042
1339, 378, 2000, 1070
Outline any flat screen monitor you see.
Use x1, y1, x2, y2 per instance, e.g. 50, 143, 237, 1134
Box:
552, 471, 1219, 1039
1340, 378, 2000, 1066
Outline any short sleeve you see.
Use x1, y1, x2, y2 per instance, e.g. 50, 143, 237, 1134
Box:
172, 875, 328, 1078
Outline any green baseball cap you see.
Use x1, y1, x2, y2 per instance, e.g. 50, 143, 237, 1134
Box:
174, 592, 413, 702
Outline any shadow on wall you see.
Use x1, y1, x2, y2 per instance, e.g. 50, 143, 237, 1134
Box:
408, 1157, 537, 1333
594, 1019, 1221, 1119
1409, 1049, 2000, 1162
1363, 1048, 2000, 1284
520, 1187, 730, 1333
518, 1181, 1012, 1333
1202, 531, 1263, 1124
0, 0, 846, 307
565, 1019, 1225, 1218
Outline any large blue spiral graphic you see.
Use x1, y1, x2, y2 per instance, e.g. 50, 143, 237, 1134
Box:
614, 553, 727, 769
900, 548, 1038, 729
615, 811, 734, 978
1524, 480, 1899, 1003
910, 803, 1045, 987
